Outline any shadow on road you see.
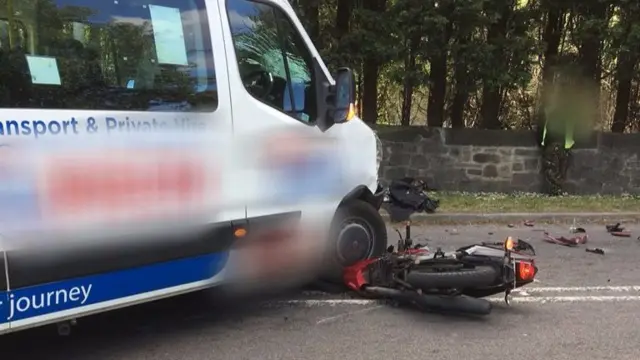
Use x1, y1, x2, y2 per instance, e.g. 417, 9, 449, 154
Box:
1, 288, 297, 359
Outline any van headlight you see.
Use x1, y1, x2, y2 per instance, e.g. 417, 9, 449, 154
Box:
375, 131, 383, 172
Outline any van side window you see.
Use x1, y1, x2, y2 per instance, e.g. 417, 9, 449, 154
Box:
226, 0, 316, 123
0, 0, 216, 112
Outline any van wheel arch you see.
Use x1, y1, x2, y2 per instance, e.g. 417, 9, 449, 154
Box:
339, 185, 379, 209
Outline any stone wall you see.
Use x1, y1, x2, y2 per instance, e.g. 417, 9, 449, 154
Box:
378, 126, 640, 194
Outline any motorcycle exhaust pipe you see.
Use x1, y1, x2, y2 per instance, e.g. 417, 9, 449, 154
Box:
366, 287, 492, 316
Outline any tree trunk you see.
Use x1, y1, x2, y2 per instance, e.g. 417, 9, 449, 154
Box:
577, 3, 608, 84
576, 2, 609, 129
480, 4, 511, 129
541, 5, 565, 87
612, 50, 635, 133
611, 7, 639, 133
336, 0, 352, 40
537, 3, 565, 128
307, 0, 320, 47
362, 60, 379, 124
427, 6, 454, 127
401, 37, 418, 126
360, 0, 385, 124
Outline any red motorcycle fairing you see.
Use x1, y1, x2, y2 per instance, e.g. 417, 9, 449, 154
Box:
343, 258, 380, 292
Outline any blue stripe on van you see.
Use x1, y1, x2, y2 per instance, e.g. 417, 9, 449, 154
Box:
0, 292, 7, 324
1, 252, 228, 323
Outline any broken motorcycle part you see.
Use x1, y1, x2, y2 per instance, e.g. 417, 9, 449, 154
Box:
610, 231, 631, 238
586, 248, 605, 255
606, 223, 625, 233
543, 233, 588, 247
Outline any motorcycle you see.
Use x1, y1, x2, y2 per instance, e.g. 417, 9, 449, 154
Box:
342, 222, 537, 315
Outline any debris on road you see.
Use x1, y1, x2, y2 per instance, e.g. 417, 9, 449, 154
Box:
611, 231, 631, 237
568, 219, 586, 234
586, 248, 605, 255
569, 219, 578, 233
523, 220, 535, 227
385, 177, 440, 222
606, 223, 631, 237
606, 223, 625, 233
507, 224, 515, 228
542, 232, 588, 247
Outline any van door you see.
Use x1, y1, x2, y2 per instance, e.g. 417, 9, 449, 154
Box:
221, 0, 342, 222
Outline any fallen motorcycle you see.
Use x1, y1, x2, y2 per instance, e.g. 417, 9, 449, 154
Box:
342, 223, 538, 315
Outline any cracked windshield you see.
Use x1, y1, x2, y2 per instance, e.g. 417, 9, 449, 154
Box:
1, 0, 640, 359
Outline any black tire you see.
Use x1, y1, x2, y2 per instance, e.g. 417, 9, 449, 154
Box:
322, 200, 388, 282
406, 265, 497, 290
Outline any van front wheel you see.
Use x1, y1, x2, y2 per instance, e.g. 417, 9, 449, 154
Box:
324, 200, 388, 282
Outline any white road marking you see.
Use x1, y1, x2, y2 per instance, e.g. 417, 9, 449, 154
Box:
525, 286, 640, 293
495, 296, 640, 303
278, 295, 640, 307
272, 286, 640, 308
513, 290, 530, 296
283, 299, 376, 306
316, 305, 384, 325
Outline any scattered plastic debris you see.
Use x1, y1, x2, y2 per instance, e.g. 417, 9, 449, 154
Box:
569, 218, 578, 233
586, 248, 605, 255
611, 231, 631, 237
606, 223, 631, 237
606, 223, 624, 233
523, 220, 535, 227
542, 232, 588, 247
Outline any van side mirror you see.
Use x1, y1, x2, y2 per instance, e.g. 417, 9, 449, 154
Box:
312, 58, 356, 131
330, 68, 356, 124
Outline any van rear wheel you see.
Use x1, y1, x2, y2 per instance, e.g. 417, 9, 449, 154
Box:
323, 200, 388, 283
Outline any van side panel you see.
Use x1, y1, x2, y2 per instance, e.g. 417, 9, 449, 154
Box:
0, 252, 8, 333
0, 0, 242, 333
6, 222, 236, 289
7, 253, 227, 326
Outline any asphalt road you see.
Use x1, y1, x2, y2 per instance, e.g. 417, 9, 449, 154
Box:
3, 223, 640, 360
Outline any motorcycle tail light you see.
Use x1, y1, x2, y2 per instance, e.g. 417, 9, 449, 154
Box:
517, 261, 536, 281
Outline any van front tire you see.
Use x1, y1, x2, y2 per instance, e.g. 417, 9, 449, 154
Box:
323, 200, 388, 283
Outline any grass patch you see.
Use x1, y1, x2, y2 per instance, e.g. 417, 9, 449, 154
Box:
433, 192, 640, 213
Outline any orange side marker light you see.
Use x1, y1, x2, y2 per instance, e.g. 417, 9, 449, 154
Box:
234, 228, 247, 238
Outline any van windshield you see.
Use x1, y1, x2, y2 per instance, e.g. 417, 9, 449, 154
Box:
0, 0, 217, 112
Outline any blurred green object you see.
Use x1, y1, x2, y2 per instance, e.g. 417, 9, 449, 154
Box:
541, 85, 592, 150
